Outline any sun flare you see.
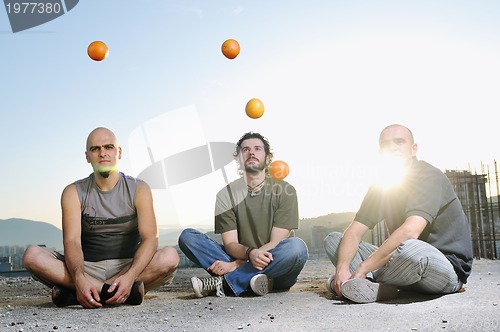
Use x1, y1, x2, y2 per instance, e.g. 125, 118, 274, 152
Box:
373, 154, 408, 190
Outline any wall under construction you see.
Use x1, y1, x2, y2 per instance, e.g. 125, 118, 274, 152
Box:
446, 162, 500, 259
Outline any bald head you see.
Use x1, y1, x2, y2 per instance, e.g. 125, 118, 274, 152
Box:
85, 127, 122, 178
378, 124, 418, 167
86, 127, 119, 151
379, 124, 414, 145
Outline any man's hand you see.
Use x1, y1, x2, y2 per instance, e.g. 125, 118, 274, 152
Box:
333, 268, 352, 297
208, 260, 244, 276
333, 265, 369, 298
105, 274, 135, 305
75, 275, 102, 309
248, 248, 273, 270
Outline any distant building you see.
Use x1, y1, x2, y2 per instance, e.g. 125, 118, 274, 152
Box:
446, 170, 499, 259
0, 246, 27, 273
0, 256, 12, 272
310, 226, 332, 259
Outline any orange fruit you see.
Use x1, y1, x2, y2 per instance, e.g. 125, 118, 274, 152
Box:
221, 39, 240, 59
245, 98, 265, 119
269, 160, 290, 181
87, 41, 109, 61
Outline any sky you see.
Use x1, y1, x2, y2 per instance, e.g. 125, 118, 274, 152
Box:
2, 0, 500, 231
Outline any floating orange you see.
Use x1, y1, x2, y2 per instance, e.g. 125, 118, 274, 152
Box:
221, 39, 240, 59
87, 41, 109, 61
245, 98, 264, 119
269, 160, 290, 181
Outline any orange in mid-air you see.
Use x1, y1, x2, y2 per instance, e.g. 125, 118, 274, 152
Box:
245, 98, 265, 119
221, 39, 240, 59
269, 160, 290, 181
87, 41, 109, 61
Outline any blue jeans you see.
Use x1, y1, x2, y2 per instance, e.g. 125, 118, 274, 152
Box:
178, 228, 309, 296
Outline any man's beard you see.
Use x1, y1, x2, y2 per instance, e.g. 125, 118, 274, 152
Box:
93, 164, 116, 179
98, 171, 110, 178
244, 158, 266, 173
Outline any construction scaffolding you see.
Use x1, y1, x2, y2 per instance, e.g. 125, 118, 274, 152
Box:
445, 161, 500, 259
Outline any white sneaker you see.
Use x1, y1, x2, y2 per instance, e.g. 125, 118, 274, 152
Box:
191, 276, 225, 298
250, 274, 273, 296
341, 278, 399, 303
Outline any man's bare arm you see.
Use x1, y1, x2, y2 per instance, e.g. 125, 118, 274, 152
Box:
61, 184, 102, 308
352, 215, 427, 278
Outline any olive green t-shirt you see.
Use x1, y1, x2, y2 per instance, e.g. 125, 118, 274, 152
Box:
215, 176, 299, 248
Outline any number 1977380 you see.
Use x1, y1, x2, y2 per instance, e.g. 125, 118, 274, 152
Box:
5, 2, 61, 14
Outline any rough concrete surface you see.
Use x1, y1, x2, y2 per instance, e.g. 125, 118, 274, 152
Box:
1, 258, 499, 332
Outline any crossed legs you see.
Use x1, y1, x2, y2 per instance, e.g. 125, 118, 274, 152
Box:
22, 245, 179, 306
323, 231, 462, 295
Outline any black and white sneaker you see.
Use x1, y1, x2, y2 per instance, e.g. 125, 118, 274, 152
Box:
191, 276, 225, 298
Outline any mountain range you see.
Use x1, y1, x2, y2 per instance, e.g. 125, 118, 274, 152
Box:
0, 218, 63, 250
1, 212, 356, 251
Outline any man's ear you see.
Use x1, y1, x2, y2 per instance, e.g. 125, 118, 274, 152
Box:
118, 146, 123, 159
411, 143, 418, 157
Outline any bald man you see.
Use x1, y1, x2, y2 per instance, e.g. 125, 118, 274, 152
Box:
324, 124, 473, 303
23, 127, 179, 308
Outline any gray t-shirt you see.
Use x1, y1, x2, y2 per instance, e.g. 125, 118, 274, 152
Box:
215, 176, 299, 248
355, 159, 473, 283
75, 172, 142, 262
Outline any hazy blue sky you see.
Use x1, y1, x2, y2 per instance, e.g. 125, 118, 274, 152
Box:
2, 0, 500, 230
